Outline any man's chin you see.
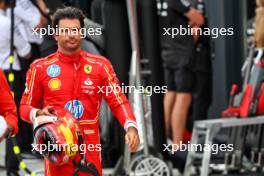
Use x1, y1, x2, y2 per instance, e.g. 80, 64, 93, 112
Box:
65, 45, 80, 52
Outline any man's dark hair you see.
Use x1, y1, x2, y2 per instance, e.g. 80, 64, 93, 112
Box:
52, 7, 85, 28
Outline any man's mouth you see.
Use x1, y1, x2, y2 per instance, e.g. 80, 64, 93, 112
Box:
68, 41, 77, 45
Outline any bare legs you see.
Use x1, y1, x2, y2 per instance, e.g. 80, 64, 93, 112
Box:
164, 91, 192, 150
171, 93, 192, 146
164, 91, 176, 137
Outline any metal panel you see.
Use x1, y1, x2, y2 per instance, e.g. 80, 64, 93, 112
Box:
205, 0, 247, 118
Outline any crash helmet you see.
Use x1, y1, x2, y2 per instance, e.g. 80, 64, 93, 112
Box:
33, 109, 81, 165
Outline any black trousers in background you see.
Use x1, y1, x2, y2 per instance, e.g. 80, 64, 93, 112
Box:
187, 71, 212, 132
187, 45, 212, 132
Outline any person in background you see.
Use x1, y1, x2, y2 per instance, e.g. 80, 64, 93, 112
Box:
255, 0, 264, 48
7, 0, 48, 76
186, 0, 212, 140
160, 0, 204, 148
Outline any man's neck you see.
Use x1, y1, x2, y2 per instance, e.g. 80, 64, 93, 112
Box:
58, 48, 81, 56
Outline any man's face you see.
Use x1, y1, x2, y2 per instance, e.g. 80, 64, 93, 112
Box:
55, 19, 82, 52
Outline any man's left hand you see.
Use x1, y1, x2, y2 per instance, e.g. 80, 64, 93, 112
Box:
125, 127, 140, 152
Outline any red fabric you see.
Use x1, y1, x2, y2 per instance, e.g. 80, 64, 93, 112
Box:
257, 83, 264, 114
20, 50, 137, 176
183, 129, 192, 143
0, 69, 18, 135
222, 84, 253, 118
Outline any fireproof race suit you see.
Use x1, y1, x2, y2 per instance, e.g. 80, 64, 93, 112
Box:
0, 69, 18, 135
20, 50, 138, 176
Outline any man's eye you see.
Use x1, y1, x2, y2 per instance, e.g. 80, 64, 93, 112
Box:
72, 28, 78, 32
64, 28, 69, 33
59, 28, 69, 34
72, 28, 80, 33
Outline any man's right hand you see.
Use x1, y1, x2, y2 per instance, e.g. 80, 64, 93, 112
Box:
185, 7, 205, 27
36, 106, 56, 117
33, 106, 57, 130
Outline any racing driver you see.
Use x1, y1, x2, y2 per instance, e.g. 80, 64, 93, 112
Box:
20, 7, 140, 176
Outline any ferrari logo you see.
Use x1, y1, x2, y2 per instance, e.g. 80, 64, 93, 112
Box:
84, 65, 92, 74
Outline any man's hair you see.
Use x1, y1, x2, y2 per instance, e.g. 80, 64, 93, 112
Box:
52, 7, 85, 28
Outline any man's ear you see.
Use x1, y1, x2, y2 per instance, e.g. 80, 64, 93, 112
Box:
54, 34, 58, 41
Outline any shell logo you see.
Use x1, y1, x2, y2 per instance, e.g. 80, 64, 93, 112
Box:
48, 78, 61, 90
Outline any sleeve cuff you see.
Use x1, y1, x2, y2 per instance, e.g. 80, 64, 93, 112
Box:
180, 0, 191, 8
124, 120, 138, 132
5, 116, 18, 135
183, 4, 191, 14
169, 0, 192, 14
186, 4, 191, 12
17, 43, 31, 58
30, 108, 39, 123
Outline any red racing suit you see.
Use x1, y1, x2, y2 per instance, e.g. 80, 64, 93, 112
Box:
0, 69, 18, 135
20, 50, 137, 176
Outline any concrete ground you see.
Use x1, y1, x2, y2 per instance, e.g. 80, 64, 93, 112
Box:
0, 140, 44, 176
0, 140, 180, 176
